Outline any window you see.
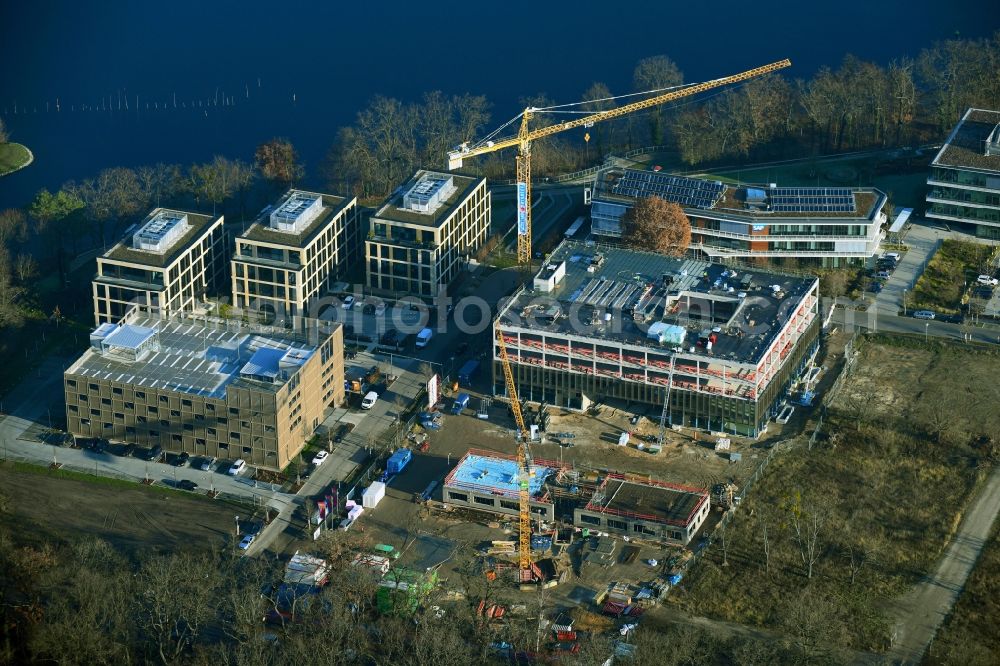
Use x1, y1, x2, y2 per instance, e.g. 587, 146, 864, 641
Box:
242, 446, 251, 454
124, 402, 134, 410
447, 492, 468, 503
607, 519, 627, 531
101, 398, 112, 406
230, 432, 241, 441
183, 424, 193, 431
181, 399, 192, 407
159, 396, 168, 403
207, 428, 217, 436
112, 387, 123, 395
499, 500, 519, 511
68, 405, 79, 413
670, 530, 683, 541
160, 419, 169, 427
89, 383, 98, 391
206, 403, 215, 412
148, 406, 158, 415
196, 438, 206, 446
170, 409, 181, 417
579, 514, 601, 526
172, 434, 182, 442
473, 496, 495, 506
67, 379, 77, 388
135, 391, 145, 400
90, 408, 100, 416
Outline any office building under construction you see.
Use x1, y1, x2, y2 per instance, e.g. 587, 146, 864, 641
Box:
493, 240, 820, 437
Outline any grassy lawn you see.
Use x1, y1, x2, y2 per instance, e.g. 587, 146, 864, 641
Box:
0, 142, 32, 175
911, 239, 999, 314
671, 338, 997, 654
924, 523, 1000, 666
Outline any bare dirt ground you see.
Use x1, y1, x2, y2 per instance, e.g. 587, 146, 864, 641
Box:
0, 464, 250, 554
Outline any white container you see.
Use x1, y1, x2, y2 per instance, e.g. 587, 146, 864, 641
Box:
362, 481, 386, 508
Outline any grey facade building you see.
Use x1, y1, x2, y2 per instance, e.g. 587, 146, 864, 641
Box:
926, 108, 1000, 239
232, 189, 359, 321
93, 208, 226, 326
366, 170, 490, 298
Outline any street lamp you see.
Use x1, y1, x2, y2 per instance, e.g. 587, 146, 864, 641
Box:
925, 321, 929, 343
902, 288, 907, 316
235, 515, 240, 536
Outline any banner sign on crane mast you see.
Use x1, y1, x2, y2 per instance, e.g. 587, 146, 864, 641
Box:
516, 182, 528, 235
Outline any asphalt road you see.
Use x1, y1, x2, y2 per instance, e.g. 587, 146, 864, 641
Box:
887, 465, 1000, 665
829, 306, 1000, 345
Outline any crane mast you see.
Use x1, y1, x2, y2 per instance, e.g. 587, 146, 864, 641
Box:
495, 328, 534, 582
447, 59, 791, 270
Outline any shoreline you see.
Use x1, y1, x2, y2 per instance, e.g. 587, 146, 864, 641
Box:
0, 143, 34, 177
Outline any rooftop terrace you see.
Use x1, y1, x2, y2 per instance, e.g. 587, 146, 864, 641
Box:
584, 476, 708, 527
103, 209, 219, 268
444, 450, 557, 500
373, 170, 482, 228
497, 240, 816, 366
932, 108, 1000, 172
240, 191, 350, 247
66, 313, 324, 398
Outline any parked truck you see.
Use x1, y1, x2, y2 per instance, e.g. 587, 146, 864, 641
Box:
386, 449, 413, 475
458, 359, 480, 386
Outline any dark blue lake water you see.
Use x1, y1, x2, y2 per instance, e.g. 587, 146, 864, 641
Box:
1, 0, 996, 207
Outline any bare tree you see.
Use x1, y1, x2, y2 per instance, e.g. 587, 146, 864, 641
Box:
623, 197, 691, 256
759, 507, 772, 575
633, 55, 684, 145
13, 254, 37, 283
787, 496, 827, 579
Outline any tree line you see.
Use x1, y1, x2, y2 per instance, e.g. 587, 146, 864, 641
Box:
0, 518, 820, 666
324, 32, 1000, 193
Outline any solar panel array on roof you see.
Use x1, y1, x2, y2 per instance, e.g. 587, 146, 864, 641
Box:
612, 170, 724, 209
768, 187, 856, 213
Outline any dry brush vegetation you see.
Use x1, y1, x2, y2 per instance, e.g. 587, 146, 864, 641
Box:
670, 337, 998, 657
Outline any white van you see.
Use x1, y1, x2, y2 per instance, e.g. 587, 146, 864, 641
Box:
361, 391, 379, 410
415, 327, 434, 348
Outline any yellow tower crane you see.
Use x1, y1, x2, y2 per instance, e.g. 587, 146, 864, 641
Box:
447, 59, 791, 269
494, 327, 535, 584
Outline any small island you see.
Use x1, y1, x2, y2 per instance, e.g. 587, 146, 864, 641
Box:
0, 118, 33, 176
0, 142, 33, 176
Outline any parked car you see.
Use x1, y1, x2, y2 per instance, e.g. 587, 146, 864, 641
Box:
869, 282, 883, 294
177, 480, 198, 491
882, 252, 901, 262
976, 274, 999, 286
146, 444, 163, 461
361, 391, 379, 410
300, 464, 315, 480
200, 456, 217, 472
875, 270, 892, 279
312, 450, 329, 466
238, 534, 256, 550
363, 303, 376, 315
228, 459, 248, 476
90, 438, 108, 454
173, 451, 190, 467
123, 443, 137, 457
913, 310, 936, 320
342, 295, 355, 309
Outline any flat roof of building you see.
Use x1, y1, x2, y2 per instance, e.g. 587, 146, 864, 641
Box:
593, 167, 884, 221
102, 209, 219, 268
372, 170, 483, 228
444, 450, 555, 500
240, 191, 351, 247
583, 476, 707, 527
498, 240, 816, 366
932, 108, 1000, 172
66, 313, 327, 398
